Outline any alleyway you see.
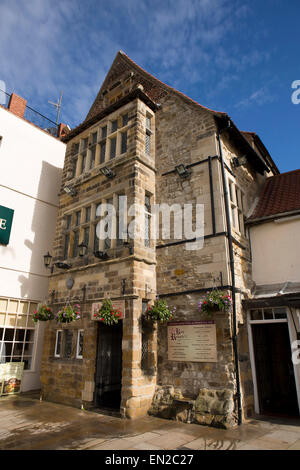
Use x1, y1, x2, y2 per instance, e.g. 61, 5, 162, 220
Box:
0, 393, 300, 450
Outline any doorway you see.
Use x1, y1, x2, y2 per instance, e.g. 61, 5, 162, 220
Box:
94, 321, 123, 410
251, 322, 298, 416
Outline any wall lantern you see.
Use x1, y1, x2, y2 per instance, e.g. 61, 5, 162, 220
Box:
175, 164, 191, 178
63, 185, 77, 196
232, 155, 247, 168
100, 167, 115, 179
78, 242, 88, 258
43, 251, 52, 269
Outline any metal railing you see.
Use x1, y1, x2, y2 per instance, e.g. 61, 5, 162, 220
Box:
0, 88, 59, 137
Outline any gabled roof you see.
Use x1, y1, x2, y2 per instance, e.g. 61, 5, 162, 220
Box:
63, 51, 277, 175
248, 169, 300, 222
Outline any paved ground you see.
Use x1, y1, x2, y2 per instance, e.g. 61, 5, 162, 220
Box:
0, 393, 300, 450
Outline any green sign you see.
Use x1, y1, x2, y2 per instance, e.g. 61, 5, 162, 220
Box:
0, 205, 14, 245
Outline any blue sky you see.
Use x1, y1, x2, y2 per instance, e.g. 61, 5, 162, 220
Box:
0, 0, 299, 172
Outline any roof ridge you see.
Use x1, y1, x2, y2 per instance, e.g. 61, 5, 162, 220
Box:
119, 50, 226, 117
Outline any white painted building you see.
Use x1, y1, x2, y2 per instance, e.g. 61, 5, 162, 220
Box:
245, 170, 300, 416
0, 93, 66, 392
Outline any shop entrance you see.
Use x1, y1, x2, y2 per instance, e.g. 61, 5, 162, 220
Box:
94, 321, 122, 410
252, 322, 298, 416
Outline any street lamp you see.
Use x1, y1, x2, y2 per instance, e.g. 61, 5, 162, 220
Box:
78, 242, 88, 258
43, 251, 52, 269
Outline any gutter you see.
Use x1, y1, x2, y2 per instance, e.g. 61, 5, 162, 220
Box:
217, 122, 243, 426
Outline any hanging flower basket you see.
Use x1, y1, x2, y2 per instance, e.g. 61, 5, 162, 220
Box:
32, 304, 54, 324
56, 303, 81, 323
144, 299, 176, 323
198, 290, 232, 316
93, 299, 122, 325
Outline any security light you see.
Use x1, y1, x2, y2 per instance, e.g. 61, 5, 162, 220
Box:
54, 261, 72, 269
63, 185, 77, 196
232, 156, 247, 168
100, 167, 115, 179
94, 250, 109, 260
175, 164, 191, 178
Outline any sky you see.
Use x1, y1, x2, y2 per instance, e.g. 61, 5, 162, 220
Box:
0, 0, 299, 173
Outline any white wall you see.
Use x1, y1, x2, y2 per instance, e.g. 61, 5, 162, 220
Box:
0, 106, 65, 391
250, 217, 300, 285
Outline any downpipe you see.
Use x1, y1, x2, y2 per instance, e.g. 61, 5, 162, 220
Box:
217, 124, 243, 426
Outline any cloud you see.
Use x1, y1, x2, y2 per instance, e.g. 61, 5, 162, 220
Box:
235, 86, 276, 108
0, 0, 272, 128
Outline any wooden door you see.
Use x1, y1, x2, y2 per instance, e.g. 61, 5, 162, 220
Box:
252, 323, 298, 416
94, 321, 122, 409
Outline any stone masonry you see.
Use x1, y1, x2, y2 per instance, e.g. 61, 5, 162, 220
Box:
40, 51, 277, 426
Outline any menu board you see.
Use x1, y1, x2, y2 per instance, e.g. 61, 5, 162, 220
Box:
0, 362, 24, 396
168, 321, 217, 362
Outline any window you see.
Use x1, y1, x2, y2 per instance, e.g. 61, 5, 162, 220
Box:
122, 114, 128, 127
93, 223, 99, 252
85, 207, 91, 223
145, 116, 151, 156
111, 120, 118, 133
116, 194, 125, 246
90, 147, 96, 169
63, 330, 73, 358
83, 227, 89, 247
228, 180, 245, 234
76, 330, 84, 359
100, 142, 106, 164
74, 143, 79, 155
64, 233, 70, 259
75, 211, 81, 226
0, 298, 38, 370
54, 330, 62, 357
104, 198, 113, 249
121, 131, 127, 154
66, 214, 72, 230
81, 152, 87, 173
250, 308, 287, 321
141, 301, 152, 371
101, 126, 107, 140
110, 137, 117, 159
82, 138, 88, 150
145, 195, 151, 247
72, 231, 79, 258
91, 132, 97, 145
145, 133, 150, 155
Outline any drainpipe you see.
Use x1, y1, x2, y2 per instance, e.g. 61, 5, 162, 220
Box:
217, 123, 242, 426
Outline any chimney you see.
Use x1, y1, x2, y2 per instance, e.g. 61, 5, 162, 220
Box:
8, 93, 27, 118
58, 123, 69, 139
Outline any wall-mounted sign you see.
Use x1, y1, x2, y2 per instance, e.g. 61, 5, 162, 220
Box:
0, 362, 24, 396
168, 321, 217, 363
91, 300, 125, 320
0, 205, 14, 245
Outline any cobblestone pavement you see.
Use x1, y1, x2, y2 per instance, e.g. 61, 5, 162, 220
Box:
0, 393, 300, 450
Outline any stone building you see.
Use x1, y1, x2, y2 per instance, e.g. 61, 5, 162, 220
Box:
39, 51, 294, 427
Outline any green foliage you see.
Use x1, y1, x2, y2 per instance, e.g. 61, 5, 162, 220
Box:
145, 299, 176, 323
94, 299, 122, 325
198, 290, 232, 316
32, 304, 53, 324
56, 304, 81, 323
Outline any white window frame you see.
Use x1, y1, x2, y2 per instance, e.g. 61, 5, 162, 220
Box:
54, 330, 62, 358
76, 329, 84, 359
